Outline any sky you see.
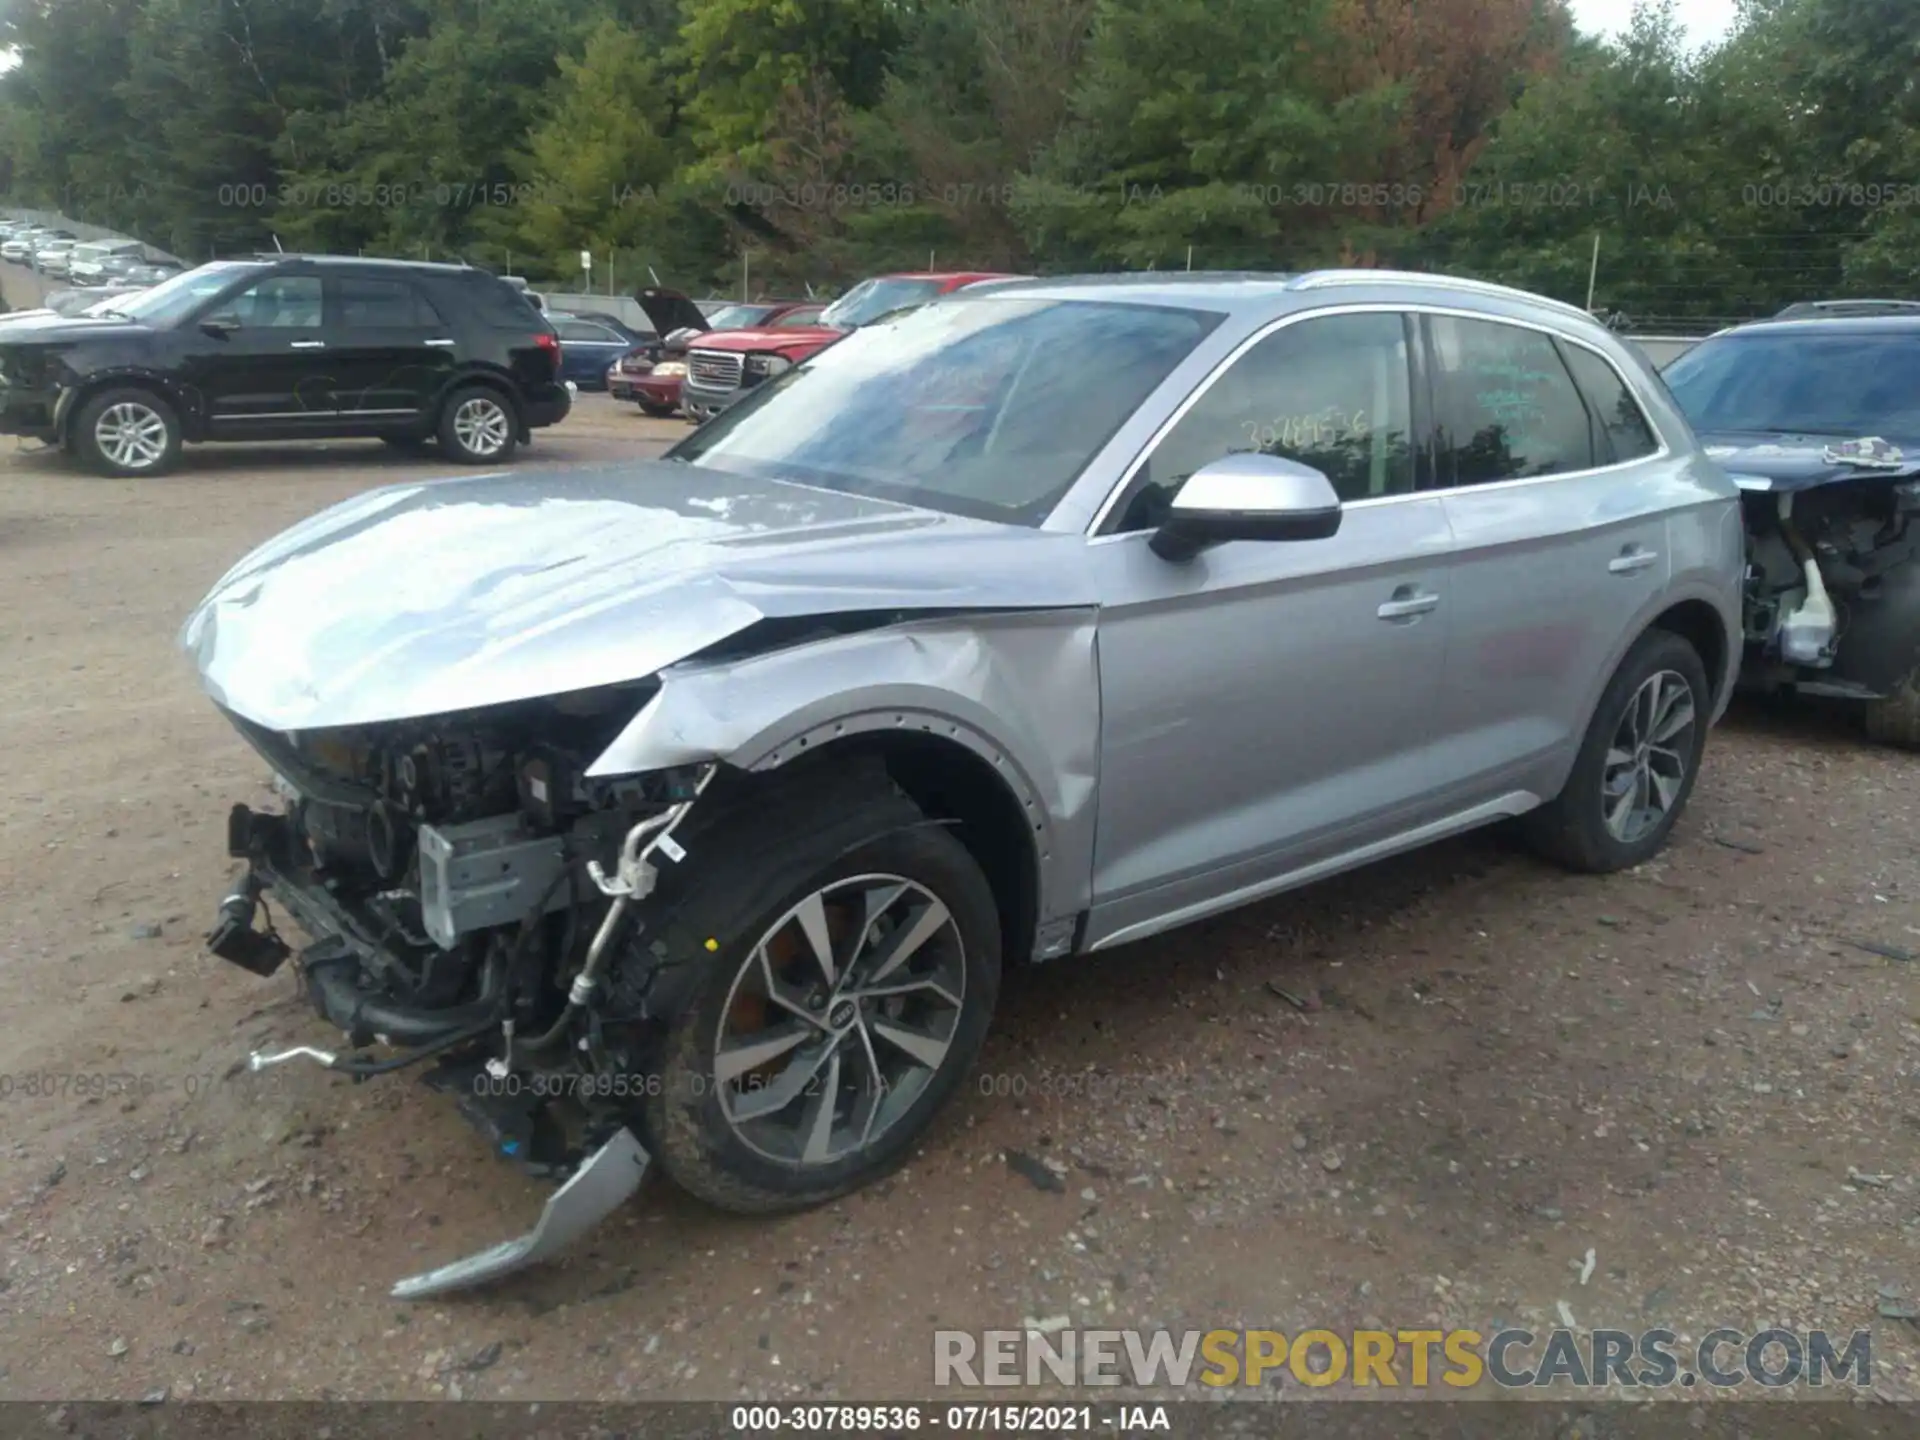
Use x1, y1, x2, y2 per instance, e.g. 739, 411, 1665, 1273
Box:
1568, 0, 1741, 49
0, 1, 1743, 81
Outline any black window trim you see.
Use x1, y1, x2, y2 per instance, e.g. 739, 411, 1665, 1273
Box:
1090, 302, 1674, 538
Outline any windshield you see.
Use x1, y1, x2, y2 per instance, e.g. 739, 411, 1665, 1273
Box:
111, 262, 266, 327
704, 304, 776, 331
668, 297, 1220, 525
819, 277, 948, 330
1665, 331, 1920, 437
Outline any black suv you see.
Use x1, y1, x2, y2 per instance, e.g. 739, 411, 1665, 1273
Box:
0, 254, 571, 477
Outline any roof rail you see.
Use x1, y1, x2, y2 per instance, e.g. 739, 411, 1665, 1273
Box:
1772, 299, 1920, 320
1289, 269, 1598, 323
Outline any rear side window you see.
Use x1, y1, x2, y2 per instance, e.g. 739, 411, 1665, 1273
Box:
1427, 315, 1596, 486
335, 277, 442, 329
462, 276, 548, 329
1561, 342, 1659, 463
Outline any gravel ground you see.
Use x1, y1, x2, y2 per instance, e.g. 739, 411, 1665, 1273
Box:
0, 263, 1916, 1407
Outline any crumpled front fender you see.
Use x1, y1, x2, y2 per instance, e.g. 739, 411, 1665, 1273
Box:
587, 610, 1101, 929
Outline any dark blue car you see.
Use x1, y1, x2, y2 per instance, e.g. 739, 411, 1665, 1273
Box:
1664, 307, 1920, 745
550, 311, 651, 390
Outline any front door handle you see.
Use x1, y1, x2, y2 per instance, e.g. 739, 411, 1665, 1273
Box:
289, 339, 326, 350
1377, 587, 1440, 621
424, 338, 457, 347
1608, 545, 1659, 575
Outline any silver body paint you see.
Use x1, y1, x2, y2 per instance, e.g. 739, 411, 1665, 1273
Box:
184, 271, 1743, 959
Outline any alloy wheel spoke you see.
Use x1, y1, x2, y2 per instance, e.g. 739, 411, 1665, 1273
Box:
1605, 784, 1636, 837
862, 898, 952, 987
854, 975, 963, 1009
797, 1050, 843, 1164
790, 890, 839, 987
713, 1023, 813, 1085
757, 947, 829, 1028
849, 1022, 890, 1146
867, 1017, 951, 1073
1648, 764, 1682, 813
729, 1036, 839, 1123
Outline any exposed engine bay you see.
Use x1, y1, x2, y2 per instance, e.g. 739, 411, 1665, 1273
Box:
1738, 476, 1920, 692
207, 681, 721, 1256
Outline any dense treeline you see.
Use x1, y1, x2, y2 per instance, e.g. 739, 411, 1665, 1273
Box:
0, 0, 1914, 323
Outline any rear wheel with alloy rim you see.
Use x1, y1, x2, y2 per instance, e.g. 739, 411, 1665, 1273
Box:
638, 765, 1001, 1212
1521, 628, 1710, 873
73, 388, 182, 477
436, 385, 518, 464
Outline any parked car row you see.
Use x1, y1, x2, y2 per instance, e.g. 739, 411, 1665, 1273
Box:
608, 272, 1014, 420
0, 219, 186, 286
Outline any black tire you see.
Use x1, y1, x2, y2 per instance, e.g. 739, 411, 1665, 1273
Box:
71, 387, 182, 477
1865, 668, 1920, 748
635, 761, 1002, 1214
637, 399, 676, 418
436, 384, 518, 464
1521, 628, 1711, 873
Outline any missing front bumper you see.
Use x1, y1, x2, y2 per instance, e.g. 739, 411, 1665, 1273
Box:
389, 1127, 651, 1300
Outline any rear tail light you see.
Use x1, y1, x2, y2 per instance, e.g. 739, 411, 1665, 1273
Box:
534, 331, 561, 368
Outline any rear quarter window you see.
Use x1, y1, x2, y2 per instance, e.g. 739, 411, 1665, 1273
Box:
1560, 342, 1660, 463
460, 276, 549, 329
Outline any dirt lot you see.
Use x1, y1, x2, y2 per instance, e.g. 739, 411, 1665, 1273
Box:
1, 265, 1918, 1407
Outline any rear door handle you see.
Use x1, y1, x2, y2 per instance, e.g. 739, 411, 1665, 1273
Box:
289, 339, 326, 350
1608, 546, 1659, 575
1377, 587, 1440, 621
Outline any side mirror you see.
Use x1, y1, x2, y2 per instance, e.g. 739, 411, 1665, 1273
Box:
200, 313, 240, 338
1149, 452, 1343, 563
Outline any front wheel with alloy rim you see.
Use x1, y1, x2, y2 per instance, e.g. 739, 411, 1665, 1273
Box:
436, 385, 518, 464
1520, 628, 1711, 873
73, 388, 182, 477
637, 771, 1001, 1213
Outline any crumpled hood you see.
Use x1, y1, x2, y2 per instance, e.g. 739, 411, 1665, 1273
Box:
180, 459, 1091, 732
1700, 430, 1920, 492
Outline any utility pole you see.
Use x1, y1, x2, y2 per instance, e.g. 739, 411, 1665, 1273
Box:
1585, 233, 1601, 311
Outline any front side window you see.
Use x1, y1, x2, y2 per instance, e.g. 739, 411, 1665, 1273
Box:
1663, 331, 1920, 437
1428, 315, 1596, 486
222, 275, 324, 329
1113, 312, 1416, 533
113, 262, 268, 327
670, 297, 1220, 525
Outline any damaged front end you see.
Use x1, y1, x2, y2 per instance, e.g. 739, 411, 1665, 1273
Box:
1735, 465, 1920, 703
204, 684, 723, 1295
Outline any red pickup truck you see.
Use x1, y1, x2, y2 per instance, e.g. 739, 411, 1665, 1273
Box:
679, 271, 1020, 422
614, 290, 827, 416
